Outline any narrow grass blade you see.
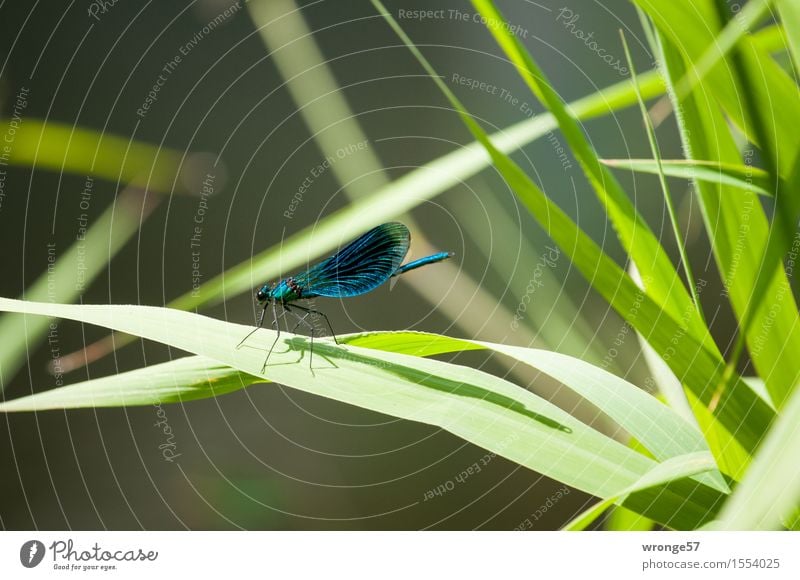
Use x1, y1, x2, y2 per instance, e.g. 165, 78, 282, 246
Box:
635, 0, 800, 167
606, 506, 654, 531
601, 158, 772, 197
620, 30, 702, 318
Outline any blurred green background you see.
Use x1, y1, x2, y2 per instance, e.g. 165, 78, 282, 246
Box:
0, 0, 705, 529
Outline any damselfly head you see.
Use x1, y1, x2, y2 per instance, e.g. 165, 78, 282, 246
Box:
255, 285, 271, 304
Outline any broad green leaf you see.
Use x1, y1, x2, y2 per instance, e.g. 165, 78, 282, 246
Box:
606, 505, 654, 531
601, 158, 771, 196
3, 316, 720, 489
717, 379, 800, 529
685, 390, 751, 482
1, 119, 183, 192
370, 0, 773, 456
0, 298, 723, 529
563, 452, 717, 531
0, 188, 154, 391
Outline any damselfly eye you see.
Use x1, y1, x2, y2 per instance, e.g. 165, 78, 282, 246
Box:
255, 289, 267, 303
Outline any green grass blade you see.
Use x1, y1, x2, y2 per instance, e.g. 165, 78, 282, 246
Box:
601, 158, 771, 197
563, 452, 717, 530
717, 380, 800, 529
775, 1, 800, 74
635, 0, 800, 169
369, 0, 772, 457
0, 188, 154, 391
752, 24, 789, 54
0, 355, 255, 409
469, 0, 704, 335
1, 119, 185, 192
620, 30, 702, 318
654, 23, 800, 416
606, 506, 655, 531
671, 0, 771, 99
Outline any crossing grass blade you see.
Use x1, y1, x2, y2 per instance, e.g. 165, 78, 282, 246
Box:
601, 158, 772, 197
